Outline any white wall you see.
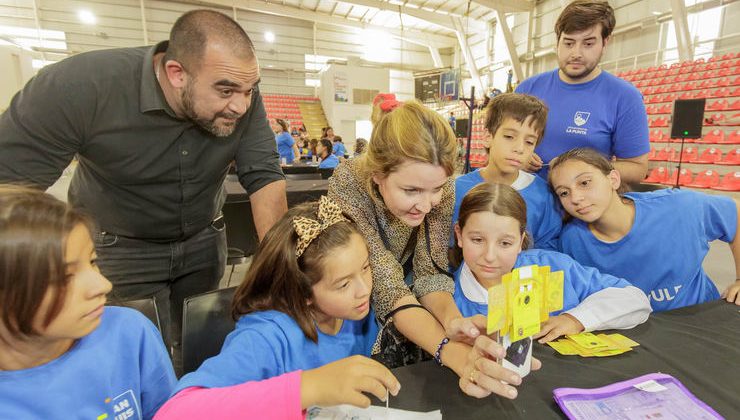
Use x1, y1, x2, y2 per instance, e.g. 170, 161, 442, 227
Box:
0, 45, 34, 111
319, 63, 390, 149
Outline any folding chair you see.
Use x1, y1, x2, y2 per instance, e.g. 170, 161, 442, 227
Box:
181, 287, 238, 375
108, 297, 162, 334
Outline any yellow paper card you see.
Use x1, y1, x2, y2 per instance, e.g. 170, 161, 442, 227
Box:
592, 348, 632, 357
487, 284, 505, 335
566, 332, 610, 349
607, 333, 640, 348
546, 270, 564, 313
547, 340, 580, 355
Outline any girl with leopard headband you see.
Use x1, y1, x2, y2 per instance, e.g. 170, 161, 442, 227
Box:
156, 197, 399, 419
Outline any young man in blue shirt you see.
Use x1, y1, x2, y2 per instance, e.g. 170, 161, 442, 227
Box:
516, 0, 649, 185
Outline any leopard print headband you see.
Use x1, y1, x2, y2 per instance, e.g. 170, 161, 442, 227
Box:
293, 196, 349, 258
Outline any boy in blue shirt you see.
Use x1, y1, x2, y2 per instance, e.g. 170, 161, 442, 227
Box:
317, 139, 340, 169
454, 93, 561, 250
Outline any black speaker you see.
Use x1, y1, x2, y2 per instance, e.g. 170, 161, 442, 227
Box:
670, 99, 706, 139
455, 118, 469, 138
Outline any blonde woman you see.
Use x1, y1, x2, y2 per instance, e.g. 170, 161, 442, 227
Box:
328, 93, 537, 399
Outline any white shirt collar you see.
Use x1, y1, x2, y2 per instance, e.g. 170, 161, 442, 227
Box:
511, 170, 536, 191
459, 262, 489, 304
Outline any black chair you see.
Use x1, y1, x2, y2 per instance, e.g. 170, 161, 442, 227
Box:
318, 168, 334, 179
108, 297, 161, 333
222, 200, 259, 286
181, 287, 237, 375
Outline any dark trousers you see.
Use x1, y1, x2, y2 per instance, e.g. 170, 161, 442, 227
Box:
94, 223, 226, 371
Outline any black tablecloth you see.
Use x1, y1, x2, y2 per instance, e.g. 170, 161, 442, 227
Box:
379, 300, 740, 419
224, 178, 328, 207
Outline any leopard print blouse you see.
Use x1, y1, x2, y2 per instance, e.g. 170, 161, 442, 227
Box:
328, 159, 455, 320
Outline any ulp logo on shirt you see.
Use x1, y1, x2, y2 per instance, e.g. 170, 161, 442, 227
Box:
574, 111, 591, 127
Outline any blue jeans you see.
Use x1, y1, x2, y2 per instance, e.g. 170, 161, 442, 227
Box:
94, 223, 226, 358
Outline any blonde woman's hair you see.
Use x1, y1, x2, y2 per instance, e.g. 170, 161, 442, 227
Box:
359, 96, 457, 192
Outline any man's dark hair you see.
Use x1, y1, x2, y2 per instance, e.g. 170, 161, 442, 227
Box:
555, 0, 615, 42
163, 9, 255, 72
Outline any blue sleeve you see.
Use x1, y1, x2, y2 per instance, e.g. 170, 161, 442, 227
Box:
612, 85, 650, 158
173, 328, 282, 394
136, 315, 177, 419
533, 191, 562, 251
698, 192, 737, 243
560, 253, 631, 303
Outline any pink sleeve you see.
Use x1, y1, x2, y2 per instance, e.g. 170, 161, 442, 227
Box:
154, 370, 305, 420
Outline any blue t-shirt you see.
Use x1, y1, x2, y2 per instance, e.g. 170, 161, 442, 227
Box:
453, 170, 562, 250
333, 142, 347, 157
0, 307, 175, 420
276, 131, 295, 164
174, 309, 378, 394
453, 249, 631, 318
516, 69, 649, 179
559, 189, 736, 312
319, 154, 340, 169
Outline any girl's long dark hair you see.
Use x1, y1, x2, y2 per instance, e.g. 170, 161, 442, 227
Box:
232, 201, 360, 342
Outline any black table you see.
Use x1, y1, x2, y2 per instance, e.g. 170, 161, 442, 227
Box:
224, 178, 328, 207
380, 301, 740, 419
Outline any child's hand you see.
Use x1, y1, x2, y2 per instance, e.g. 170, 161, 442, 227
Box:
445, 315, 486, 345
459, 335, 542, 399
300, 355, 400, 409
524, 152, 543, 173
721, 280, 740, 305
533, 313, 584, 343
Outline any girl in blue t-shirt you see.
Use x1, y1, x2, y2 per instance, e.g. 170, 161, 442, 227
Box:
275, 118, 299, 164
451, 183, 650, 343
164, 196, 400, 414
0, 185, 176, 420
548, 147, 740, 311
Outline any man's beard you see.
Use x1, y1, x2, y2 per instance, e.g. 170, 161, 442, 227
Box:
181, 80, 241, 137
559, 60, 599, 80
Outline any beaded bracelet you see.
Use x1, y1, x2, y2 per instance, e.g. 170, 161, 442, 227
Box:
434, 337, 450, 366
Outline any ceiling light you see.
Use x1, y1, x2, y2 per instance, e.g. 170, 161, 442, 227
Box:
264, 31, 275, 43
78, 10, 97, 25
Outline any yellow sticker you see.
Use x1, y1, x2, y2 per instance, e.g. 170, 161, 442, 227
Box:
546, 270, 564, 313
566, 332, 610, 349
591, 348, 632, 357
547, 340, 580, 355
487, 284, 505, 335
607, 333, 640, 348
511, 283, 540, 340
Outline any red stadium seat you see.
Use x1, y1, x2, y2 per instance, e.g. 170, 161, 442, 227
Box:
650, 129, 666, 143
675, 147, 698, 162
650, 117, 669, 127
697, 129, 725, 144
692, 147, 723, 163
686, 169, 721, 189
727, 130, 740, 144
644, 166, 669, 183
711, 172, 740, 192
716, 148, 740, 165
704, 114, 725, 126
710, 88, 731, 98
658, 104, 673, 114
729, 100, 740, 111
677, 169, 694, 186
646, 105, 659, 115
706, 100, 728, 111
647, 148, 659, 161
